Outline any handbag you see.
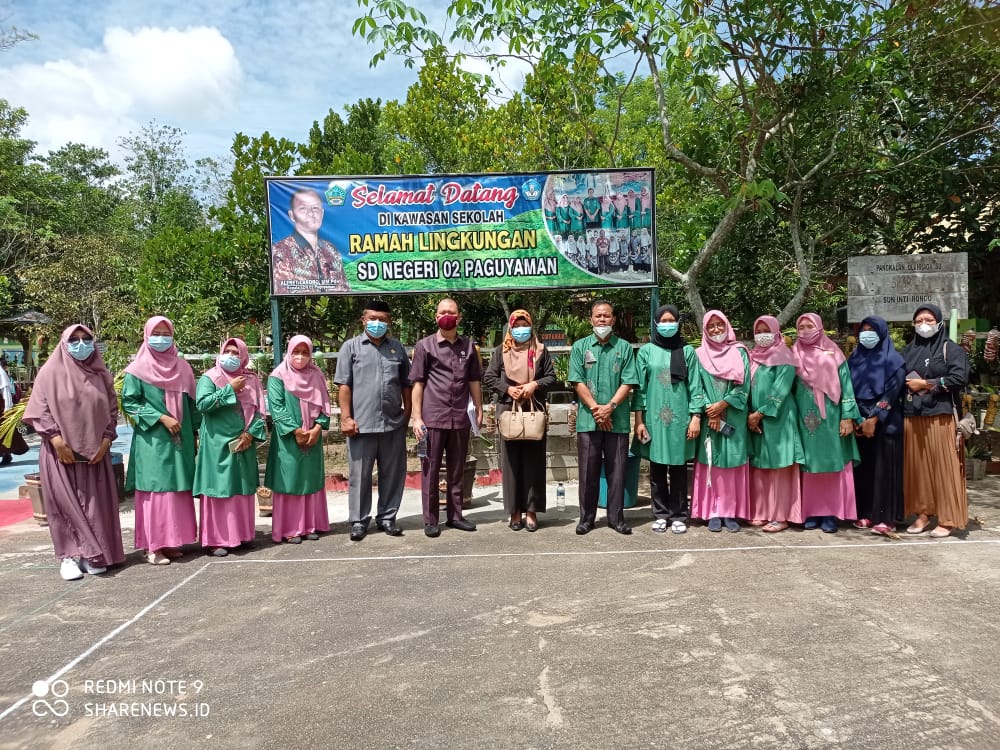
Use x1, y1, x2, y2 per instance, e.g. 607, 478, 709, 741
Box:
498, 399, 548, 441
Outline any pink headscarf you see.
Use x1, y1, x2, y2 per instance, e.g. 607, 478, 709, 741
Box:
270, 335, 331, 428
792, 312, 845, 418
123, 316, 196, 423
749, 315, 800, 380
205, 337, 267, 427
23, 325, 117, 458
696, 310, 748, 384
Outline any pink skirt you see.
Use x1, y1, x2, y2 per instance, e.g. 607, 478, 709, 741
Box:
134, 490, 197, 552
271, 490, 329, 542
691, 463, 750, 520
199, 494, 256, 548
750, 466, 803, 523
801, 463, 857, 519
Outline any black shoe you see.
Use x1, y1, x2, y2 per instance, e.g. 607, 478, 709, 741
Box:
424, 524, 440, 538
0, 454, 12, 465
446, 518, 477, 532
611, 521, 633, 535
378, 521, 403, 536
576, 521, 594, 535
509, 520, 524, 531
349, 522, 367, 542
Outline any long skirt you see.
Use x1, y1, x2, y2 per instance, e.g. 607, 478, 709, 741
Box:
199, 494, 256, 548
854, 432, 904, 525
801, 463, 857, 520
750, 465, 803, 523
690, 462, 750, 520
903, 415, 967, 529
134, 490, 197, 552
39, 443, 124, 567
500, 436, 547, 514
271, 490, 329, 542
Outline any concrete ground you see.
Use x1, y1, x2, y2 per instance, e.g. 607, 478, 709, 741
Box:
1, 471, 999, 749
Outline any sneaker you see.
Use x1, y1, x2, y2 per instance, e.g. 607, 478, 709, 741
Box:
803, 517, 819, 530
708, 517, 723, 532
723, 517, 740, 532
80, 558, 107, 574
651, 519, 668, 533
60, 558, 83, 581
671, 520, 688, 534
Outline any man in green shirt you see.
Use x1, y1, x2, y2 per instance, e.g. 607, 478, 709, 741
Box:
568, 301, 638, 535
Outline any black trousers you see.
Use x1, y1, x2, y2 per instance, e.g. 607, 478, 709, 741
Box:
649, 461, 688, 521
577, 431, 627, 526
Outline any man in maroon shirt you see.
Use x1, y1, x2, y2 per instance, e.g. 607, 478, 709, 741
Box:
410, 298, 484, 536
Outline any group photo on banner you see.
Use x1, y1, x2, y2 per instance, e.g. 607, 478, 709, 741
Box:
265, 169, 657, 296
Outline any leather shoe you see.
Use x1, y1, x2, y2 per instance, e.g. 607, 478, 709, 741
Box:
424, 524, 440, 538
379, 521, 403, 536
575, 521, 594, 535
349, 522, 367, 541
509, 520, 523, 531
446, 518, 477, 531
611, 521, 633, 535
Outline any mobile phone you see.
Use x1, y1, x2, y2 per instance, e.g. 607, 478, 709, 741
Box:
228, 437, 243, 453
639, 432, 651, 444
720, 421, 736, 437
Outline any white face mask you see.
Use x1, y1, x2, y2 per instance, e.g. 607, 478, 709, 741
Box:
592, 325, 613, 339
708, 333, 727, 344
754, 333, 775, 348
915, 322, 939, 338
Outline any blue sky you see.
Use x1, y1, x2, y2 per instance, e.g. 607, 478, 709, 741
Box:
0, 0, 445, 164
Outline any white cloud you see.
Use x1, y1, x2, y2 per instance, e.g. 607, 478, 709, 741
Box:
0, 25, 243, 155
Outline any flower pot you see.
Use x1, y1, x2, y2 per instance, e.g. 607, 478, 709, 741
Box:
966, 458, 987, 481
438, 456, 478, 508
24, 473, 47, 526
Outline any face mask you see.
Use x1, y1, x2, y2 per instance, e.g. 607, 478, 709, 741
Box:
915, 322, 939, 338
67, 340, 95, 361
437, 314, 458, 331
656, 322, 679, 337
148, 335, 173, 352
220, 354, 241, 372
708, 333, 727, 344
511, 326, 532, 343
365, 320, 389, 338
858, 331, 880, 349
797, 329, 821, 345
290, 353, 310, 370
593, 325, 613, 339
754, 333, 775, 348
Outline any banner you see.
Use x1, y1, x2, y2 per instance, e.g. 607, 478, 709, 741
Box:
265, 169, 656, 296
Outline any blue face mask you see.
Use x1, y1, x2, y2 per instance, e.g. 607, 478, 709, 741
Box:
220, 354, 241, 372
858, 331, 880, 349
148, 335, 173, 352
511, 326, 532, 343
365, 320, 389, 338
656, 322, 679, 337
67, 340, 95, 361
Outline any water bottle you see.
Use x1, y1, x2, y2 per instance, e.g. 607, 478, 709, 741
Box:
556, 482, 565, 511
416, 426, 427, 459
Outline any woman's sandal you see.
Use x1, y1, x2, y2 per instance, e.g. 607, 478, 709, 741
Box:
762, 521, 787, 532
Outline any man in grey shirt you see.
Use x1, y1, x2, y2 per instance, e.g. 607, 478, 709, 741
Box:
334, 300, 412, 540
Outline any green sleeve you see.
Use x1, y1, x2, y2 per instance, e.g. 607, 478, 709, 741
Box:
315, 413, 330, 430
722, 350, 750, 410
121, 373, 163, 432
267, 376, 301, 436
758, 364, 796, 418
247, 414, 267, 442
196, 375, 237, 413
619, 341, 639, 386
567, 340, 586, 384
838, 362, 862, 421
685, 347, 707, 413
631, 345, 649, 412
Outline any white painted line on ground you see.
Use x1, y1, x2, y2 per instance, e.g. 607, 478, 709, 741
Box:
0, 562, 211, 723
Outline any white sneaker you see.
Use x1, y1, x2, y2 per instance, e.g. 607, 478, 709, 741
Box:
80, 559, 107, 575
60, 558, 84, 581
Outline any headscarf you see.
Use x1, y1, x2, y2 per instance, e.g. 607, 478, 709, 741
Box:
695, 310, 747, 384
847, 316, 905, 402
902, 303, 948, 375
205, 337, 267, 427
501, 309, 545, 386
792, 312, 845, 418
23, 325, 116, 458
749, 315, 800, 380
650, 304, 688, 383
123, 316, 196, 423
270, 335, 331, 428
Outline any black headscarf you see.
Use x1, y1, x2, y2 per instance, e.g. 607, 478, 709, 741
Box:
848, 315, 905, 401
902, 303, 947, 374
650, 304, 688, 383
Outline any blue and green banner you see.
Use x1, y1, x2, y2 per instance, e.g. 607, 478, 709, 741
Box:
265, 169, 656, 297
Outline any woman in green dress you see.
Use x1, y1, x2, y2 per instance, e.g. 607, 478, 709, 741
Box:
747, 315, 804, 532
633, 304, 704, 534
123, 316, 199, 565
264, 335, 331, 544
194, 338, 268, 556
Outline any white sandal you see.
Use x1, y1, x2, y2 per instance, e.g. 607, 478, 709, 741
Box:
651, 519, 668, 533
146, 551, 171, 565
671, 520, 688, 534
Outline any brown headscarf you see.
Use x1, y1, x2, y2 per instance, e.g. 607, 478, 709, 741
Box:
23, 324, 117, 458
501, 309, 545, 385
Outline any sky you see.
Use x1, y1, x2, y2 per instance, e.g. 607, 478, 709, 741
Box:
0, 0, 455, 166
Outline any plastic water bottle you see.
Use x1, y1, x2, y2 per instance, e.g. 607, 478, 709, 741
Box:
556, 482, 565, 511
416, 427, 427, 459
